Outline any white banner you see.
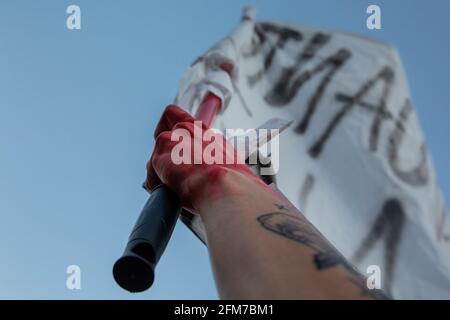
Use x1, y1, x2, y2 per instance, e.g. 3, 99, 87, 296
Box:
175, 9, 450, 299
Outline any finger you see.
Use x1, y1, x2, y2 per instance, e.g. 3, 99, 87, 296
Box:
154, 104, 195, 139
149, 130, 179, 186
144, 130, 175, 192
144, 153, 161, 192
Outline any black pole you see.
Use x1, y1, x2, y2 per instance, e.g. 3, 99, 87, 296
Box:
113, 185, 181, 292
113, 93, 221, 293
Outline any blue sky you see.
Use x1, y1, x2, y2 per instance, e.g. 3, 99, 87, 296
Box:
0, 0, 449, 299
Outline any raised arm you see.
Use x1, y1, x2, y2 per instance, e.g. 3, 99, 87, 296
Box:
145, 105, 388, 300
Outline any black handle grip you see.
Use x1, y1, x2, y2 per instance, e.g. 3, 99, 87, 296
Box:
113, 185, 181, 292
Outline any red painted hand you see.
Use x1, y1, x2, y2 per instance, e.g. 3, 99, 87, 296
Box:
144, 105, 266, 212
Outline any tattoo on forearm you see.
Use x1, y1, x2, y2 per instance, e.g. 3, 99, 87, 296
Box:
257, 204, 389, 299
257, 211, 348, 270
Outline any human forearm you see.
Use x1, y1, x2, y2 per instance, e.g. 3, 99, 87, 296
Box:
199, 170, 386, 299
144, 105, 388, 299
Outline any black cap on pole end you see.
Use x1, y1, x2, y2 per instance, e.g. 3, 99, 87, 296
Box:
113, 255, 155, 293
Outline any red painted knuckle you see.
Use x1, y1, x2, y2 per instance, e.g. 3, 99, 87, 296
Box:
164, 104, 195, 124
172, 121, 195, 133
154, 104, 190, 138
154, 131, 173, 151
